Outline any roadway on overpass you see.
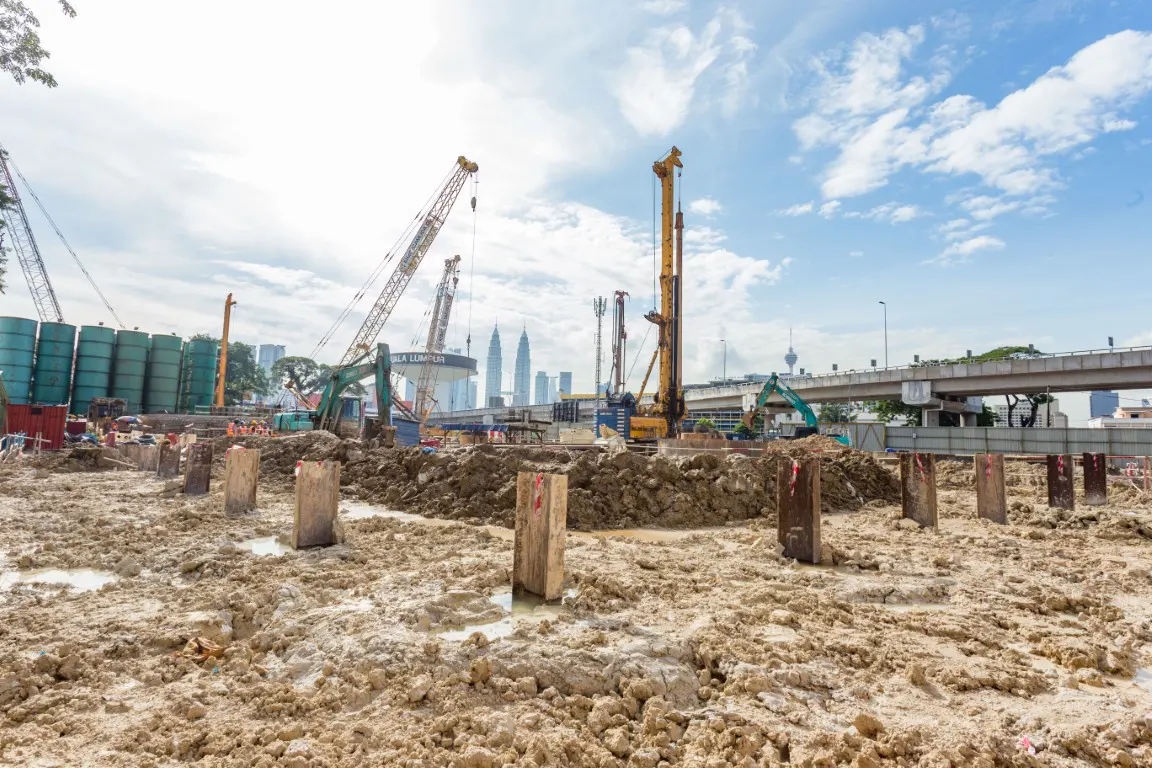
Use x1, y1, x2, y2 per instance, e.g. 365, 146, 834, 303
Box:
684, 346, 1152, 411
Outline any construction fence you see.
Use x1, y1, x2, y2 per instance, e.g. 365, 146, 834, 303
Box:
884, 426, 1152, 457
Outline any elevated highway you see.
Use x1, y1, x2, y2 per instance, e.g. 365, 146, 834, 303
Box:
683, 347, 1152, 420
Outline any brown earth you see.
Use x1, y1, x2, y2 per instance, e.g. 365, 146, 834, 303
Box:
1, 443, 1150, 767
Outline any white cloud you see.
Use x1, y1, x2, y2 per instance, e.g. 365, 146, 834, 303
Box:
778, 201, 814, 216
845, 201, 924, 223
924, 234, 1005, 266
889, 204, 921, 223
848, 249, 864, 257
794, 28, 1152, 222
687, 197, 723, 216
612, 10, 758, 136
641, 0, 686, 14
818, 200, 841, 218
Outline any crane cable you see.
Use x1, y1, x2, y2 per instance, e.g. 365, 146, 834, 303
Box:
310, 164, 457, 360
465, 175, 478, 360
5, 152, 126, 329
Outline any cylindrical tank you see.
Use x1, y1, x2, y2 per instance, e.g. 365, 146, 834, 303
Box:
31, 321, 77, 405
144, 334, 183, 412
0, 316, 38, 405
70, 325, 116, 416
183, 338, 218, 409
111, 330, 150, 414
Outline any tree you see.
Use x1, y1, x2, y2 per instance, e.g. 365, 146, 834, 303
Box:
189, 334, 271, 406
269, 355, 366, 400
818, 402, 853, 423
1, 1, 77, 87
693, 416, 717, 433
864, 399, 922, 426
1022, 393, 1054, 428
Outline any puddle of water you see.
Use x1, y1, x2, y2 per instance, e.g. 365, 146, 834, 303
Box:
0, 568, 117, 593
437, 587, 577, 642
576, 528, 724, 543
1135, 668, 1152, 694
236, 537, 294, 557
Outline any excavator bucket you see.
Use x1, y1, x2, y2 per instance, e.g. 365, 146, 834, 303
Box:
741, 410, 755, 431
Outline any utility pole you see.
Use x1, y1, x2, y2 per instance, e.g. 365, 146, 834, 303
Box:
878, 301, 888, 368
593, 297, 606, 411
214, 293, 237, 407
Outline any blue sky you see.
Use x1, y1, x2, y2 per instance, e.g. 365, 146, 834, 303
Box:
2, 0, 1151, 422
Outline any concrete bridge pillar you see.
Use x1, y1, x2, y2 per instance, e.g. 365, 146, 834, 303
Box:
922, 409, 941, 427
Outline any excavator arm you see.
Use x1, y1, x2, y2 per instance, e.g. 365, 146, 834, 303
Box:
316, 344, 393, 433
742, 374, 818, 430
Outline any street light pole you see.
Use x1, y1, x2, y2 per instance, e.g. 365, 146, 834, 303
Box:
878, 301, 888, 368
721, 339, 727, 383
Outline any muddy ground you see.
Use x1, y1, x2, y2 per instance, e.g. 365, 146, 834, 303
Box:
1, 446, 1151, 767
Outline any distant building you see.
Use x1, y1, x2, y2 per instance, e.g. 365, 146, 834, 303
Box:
485, 325, 502, 407
404, 379, 415, 403
558, 372, 572, 397
469, 381, 477, 410
992, 398, 1067, 428
534, 371, 549, 405
257, 344, 285, 372
513, 328, 531, 406
1089, 390, 1120, 418
1089, 403, 1152, 428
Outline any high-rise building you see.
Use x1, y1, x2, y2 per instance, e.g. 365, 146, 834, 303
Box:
534, 371, 549, 405
513, 327, 531, 406
485, 324, 502, 408
993, 397, 1067, 428
559, 371, 572, 397
258, 344, 286, 372
1090, 390, 1120, 418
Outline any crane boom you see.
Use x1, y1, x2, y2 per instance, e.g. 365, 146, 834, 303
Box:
642, 146, 684, 437
414, 255, 461, 422
0, 149, 63, 322
337, 156, 478, 367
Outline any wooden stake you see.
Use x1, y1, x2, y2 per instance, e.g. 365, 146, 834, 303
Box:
223, 447, 260, 515
292, 460, 341, 548
184, 443, 213, 496
974, 454, 1006, 524
157, 441, 180, 479
1046, 454, 1075, 510
513, 471, 568, 600
776, 457, 821, 563
137, 444, 160, 472
899, 452, 938, 528
1082, 452, 1107, 506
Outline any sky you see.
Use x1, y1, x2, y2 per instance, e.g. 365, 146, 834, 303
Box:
2, 0, 1152, 423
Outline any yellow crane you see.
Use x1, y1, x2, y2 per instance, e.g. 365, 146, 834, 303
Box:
214, 293, 237, 407
632, 147, 685, 439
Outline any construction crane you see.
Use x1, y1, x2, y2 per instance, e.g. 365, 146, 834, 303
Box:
214, 293, 237, 407
332, 155, 478, 368
0, 144, 125, 327
1, 147, 62, 322
413, 255, 461, 425
633, 147, 684, 439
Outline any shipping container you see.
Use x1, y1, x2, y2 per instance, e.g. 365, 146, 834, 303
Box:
4, 404, 68, 450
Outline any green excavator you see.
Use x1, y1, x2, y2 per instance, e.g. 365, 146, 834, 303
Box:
274, 343, 395, 440
742, 373, 850, 446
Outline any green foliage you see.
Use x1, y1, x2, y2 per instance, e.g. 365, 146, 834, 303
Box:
1, 1, 76, 87
864, 399, 922, 426
693, 416, 717, 432
818, 402, 853, 423
977, 403, 999, 426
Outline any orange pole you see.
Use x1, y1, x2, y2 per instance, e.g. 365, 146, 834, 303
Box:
214, 293, 237, 407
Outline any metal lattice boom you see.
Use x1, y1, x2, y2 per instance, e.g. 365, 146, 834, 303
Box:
337, 156, 478, 367
414, 255, 461, 422
0, 150, 63, 322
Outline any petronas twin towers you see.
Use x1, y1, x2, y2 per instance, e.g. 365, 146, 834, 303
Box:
484, 323, 531, 407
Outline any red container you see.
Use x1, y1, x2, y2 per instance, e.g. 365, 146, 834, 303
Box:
5, 404, 68, 450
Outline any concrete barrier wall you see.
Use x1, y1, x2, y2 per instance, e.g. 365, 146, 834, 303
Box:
886, 427, 1152, 456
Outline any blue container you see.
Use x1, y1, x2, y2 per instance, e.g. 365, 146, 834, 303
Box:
393, 417, 421, 447
594, 406, 631, 438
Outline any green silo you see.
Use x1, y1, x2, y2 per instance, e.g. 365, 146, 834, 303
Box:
71, 325, 116, 416
111, 329, 150, 414
144, 334, 183, 412
183, 338, 218, 409
0, 316, 38, 405
31, 321, 77, 405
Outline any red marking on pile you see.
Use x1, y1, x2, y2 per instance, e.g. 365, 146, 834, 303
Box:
533, 472, 544, 517
790, 461, 799, 497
